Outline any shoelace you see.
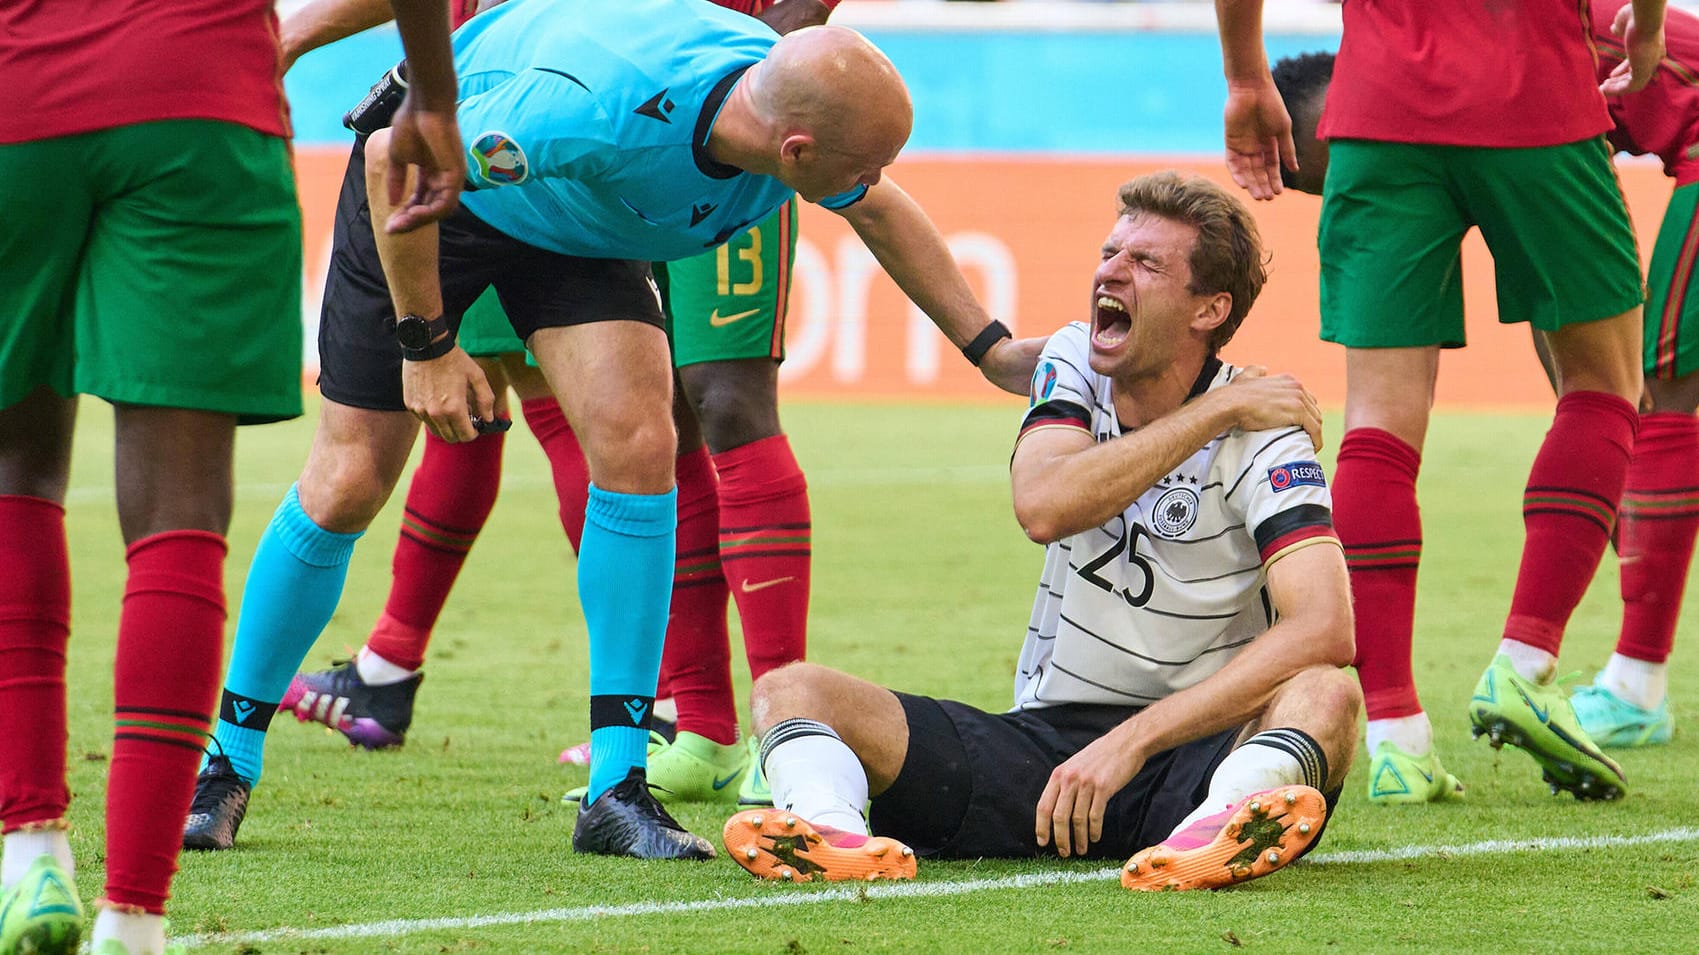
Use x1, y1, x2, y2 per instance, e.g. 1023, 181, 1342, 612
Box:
187, 762, 244, 814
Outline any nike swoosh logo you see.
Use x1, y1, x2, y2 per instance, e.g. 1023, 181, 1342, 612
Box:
1416, 767, 1434, 783
1514, 686, 1550, 724
709, 307, 762, 327
712, 772, 740, 790
740, 576, 795, 593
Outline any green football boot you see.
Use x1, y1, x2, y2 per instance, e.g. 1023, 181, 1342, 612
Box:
1569, 682, 1674, 748
737, 734, 773, 807
1365, 742, 1465, 805
563, 731, 747, 805
1469, 654, 1627, 801
0, 854, 83, 955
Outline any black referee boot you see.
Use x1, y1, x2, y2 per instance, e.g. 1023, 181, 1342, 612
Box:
572, 768, 716, 860
182, 756, 251, 851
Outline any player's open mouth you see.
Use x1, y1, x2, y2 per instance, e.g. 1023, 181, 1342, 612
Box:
1093, 295, 1131, 348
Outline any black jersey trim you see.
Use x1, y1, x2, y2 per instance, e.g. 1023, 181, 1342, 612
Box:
1021, 399, 1092, 432
1253, 504, 1335, 555
693, 65, 751, 180
535, 68, 590, 91
1187, 356, 1223, 400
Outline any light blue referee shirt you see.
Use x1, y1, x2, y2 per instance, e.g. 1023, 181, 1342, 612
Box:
452, 0, 866, 262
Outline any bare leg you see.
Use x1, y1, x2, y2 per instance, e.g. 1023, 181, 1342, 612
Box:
750, 662, 908, 794
1244, 665, 1363, 794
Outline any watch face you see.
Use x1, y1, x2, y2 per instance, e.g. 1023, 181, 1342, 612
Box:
395, 315, 431, 349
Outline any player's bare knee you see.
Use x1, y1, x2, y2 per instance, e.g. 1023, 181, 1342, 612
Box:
680, 361, 780, 452
582, 415, 677, 493
1264, 666, 1361, 784
295, 456, 392, 533
750, 661, 834, 735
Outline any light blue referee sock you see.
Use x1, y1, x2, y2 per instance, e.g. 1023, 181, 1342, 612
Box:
207, 484, 363, 785
580, 483, 676, 805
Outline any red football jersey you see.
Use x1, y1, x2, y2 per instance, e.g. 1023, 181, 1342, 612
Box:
0, 0, 289, 144
711, 0, 842, 14
1596, 4, 1699, 185
451, 0, 479, 30
1318, 0, 1611, 148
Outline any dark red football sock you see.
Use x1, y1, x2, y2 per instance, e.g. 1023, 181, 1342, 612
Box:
1505, 391, 1638, 655
1616, 411, 1699, 664
714, 435, 810, 682
365, 429, 506, 672
660, 447, 737, 745
521, 396, 590, 553
1333, 429, 1424, 721
0, 496, 71, 831
104, 531, 226, 914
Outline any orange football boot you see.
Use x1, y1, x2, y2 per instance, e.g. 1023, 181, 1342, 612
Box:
723, 809, 917, 883
1121, 785, 1326, 891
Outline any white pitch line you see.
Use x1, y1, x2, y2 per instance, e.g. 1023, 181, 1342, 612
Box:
176, 826, 1699, 950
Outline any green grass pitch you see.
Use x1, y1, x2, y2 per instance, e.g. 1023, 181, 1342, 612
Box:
49, 399, 1699, 952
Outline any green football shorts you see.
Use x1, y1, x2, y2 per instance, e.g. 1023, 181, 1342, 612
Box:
0, 119, 303, 422
458, 286, 525, 358
662, 199, 798, 367
481, 200, 798, 370
1318, 137, 1644, 349
1645, 180, 1699, 380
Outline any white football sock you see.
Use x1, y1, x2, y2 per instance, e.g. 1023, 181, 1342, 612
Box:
760, 718, 868, 836
1365, 712, 1432, 758
1497, 639, 1558, 684
1, 828, 73, 893
1169, 728, 1326, 837
355, 646, 417, 686
1598, 652, 1667, 711
92, 907, 166, 955
653, 696, 678, 726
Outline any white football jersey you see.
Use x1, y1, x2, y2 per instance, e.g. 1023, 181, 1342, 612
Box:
1011, 322, 1337, 710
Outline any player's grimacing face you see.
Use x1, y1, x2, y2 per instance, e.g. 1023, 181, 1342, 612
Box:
1087, 214, 1204, 380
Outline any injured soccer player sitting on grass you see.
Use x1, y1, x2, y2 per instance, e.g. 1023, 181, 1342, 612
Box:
722, 171, 1361, 890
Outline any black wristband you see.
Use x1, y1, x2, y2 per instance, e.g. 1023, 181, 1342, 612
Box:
961, 320, 1012, 367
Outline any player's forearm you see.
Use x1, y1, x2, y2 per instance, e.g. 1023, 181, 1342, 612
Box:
1012, 396, 1239, 544
364, 131, 446, 319
389, 0, 458, 110
1215, 0, 1271, 86
841, 180, 994, 351
758, 0, 835, 35
281, 0, 395, 69
1635, 0, 1668, 35
1118, 588, 1351, 759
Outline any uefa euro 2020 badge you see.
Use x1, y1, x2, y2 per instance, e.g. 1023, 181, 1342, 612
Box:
470, 131, 529, 186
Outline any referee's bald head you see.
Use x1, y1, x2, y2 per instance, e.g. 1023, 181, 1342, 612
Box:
751, 26, 913, 199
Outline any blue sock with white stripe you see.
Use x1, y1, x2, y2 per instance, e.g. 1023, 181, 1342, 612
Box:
207, 485, 362, 784
580, 484, 676, 804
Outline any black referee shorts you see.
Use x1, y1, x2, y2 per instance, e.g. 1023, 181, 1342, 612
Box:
317, 139, 664, 412
868, 693, 1243, 861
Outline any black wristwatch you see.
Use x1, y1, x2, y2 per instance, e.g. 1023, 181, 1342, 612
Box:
393, 313, 456, 361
